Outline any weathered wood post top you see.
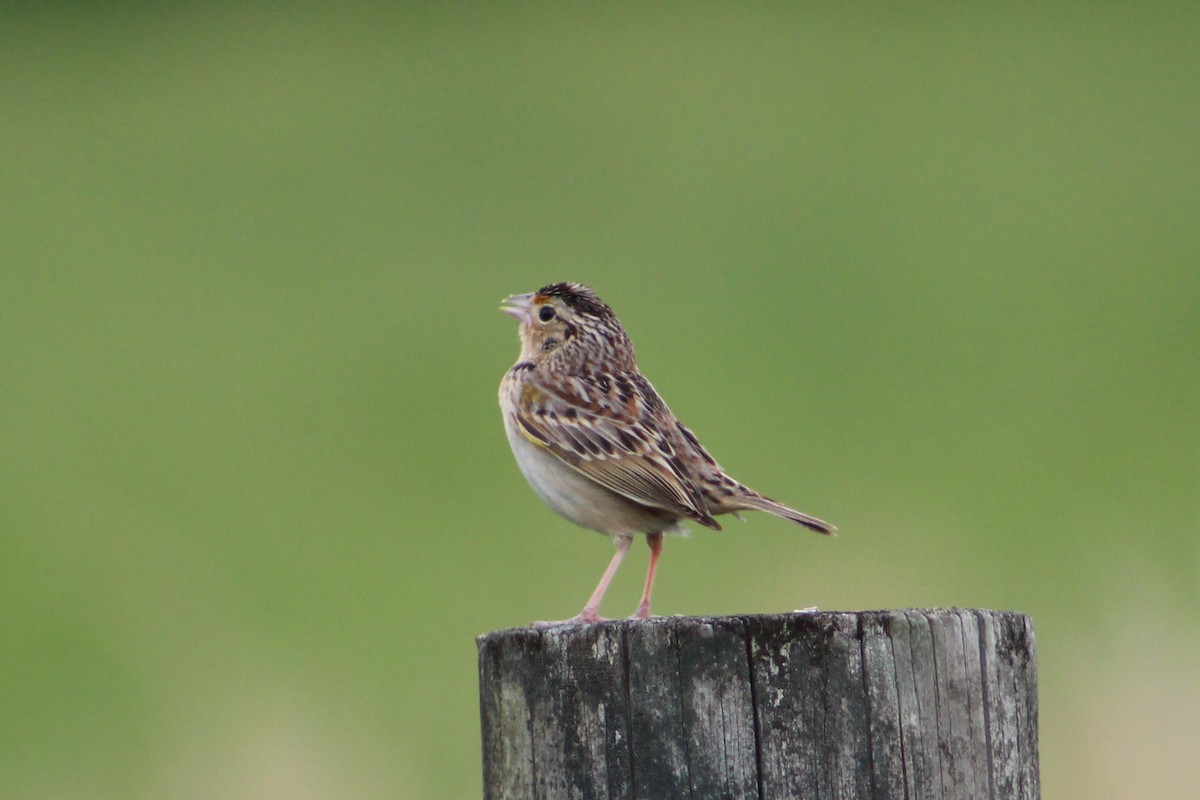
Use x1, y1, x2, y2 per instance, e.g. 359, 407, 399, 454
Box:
478, 608, 1037, 800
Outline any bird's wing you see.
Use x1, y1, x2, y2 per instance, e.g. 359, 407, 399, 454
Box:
512, 370, 721, 529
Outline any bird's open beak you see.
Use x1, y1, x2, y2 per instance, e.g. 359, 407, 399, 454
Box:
500, 292, 535, 323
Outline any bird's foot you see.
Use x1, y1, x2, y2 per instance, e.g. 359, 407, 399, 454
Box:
629, 603, 654, 620
531, 609, 607, 627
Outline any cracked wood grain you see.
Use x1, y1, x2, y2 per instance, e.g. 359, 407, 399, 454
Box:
478, 610, 1038, 800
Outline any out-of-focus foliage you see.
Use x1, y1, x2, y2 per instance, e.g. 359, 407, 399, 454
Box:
2, 5, 1196, 799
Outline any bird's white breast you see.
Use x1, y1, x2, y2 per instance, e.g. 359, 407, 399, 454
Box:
501, 406, 678, 537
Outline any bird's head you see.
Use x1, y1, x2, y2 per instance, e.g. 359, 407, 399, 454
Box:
501, 282, 634, 369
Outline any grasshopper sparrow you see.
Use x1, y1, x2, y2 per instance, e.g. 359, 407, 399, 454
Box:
499, 282, 833, 623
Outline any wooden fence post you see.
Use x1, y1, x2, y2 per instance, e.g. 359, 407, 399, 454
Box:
477, 609, 1037, 800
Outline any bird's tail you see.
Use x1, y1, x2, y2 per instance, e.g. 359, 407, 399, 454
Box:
734, 495, 836, 535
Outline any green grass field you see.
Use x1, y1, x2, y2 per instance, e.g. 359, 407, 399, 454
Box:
3, 5, 1196, 798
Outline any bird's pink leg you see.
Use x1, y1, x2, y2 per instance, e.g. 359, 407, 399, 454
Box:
632, 533, 664, 619
573, 534, 633, 622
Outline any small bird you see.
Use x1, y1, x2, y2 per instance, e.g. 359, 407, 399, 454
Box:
499, 282, 834, 623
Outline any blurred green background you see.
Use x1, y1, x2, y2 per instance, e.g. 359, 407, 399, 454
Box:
3, 4, 1196, 798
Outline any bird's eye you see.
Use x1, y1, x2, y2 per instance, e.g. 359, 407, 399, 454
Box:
538, 305, 556, 322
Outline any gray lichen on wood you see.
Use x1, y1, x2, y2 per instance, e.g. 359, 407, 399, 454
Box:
478, 609, 1037, 800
